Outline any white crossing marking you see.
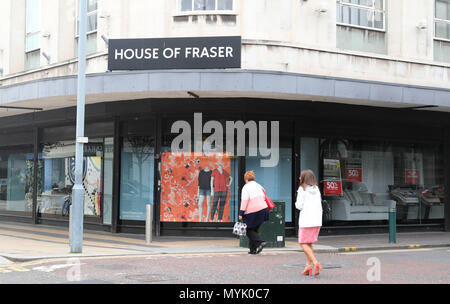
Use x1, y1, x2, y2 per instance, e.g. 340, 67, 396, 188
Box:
33, 263, 84, 273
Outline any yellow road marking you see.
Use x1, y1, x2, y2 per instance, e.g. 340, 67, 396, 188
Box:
341, 248, 433, 255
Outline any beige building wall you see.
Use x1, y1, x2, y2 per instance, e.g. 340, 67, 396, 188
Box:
0, 0, 449, 89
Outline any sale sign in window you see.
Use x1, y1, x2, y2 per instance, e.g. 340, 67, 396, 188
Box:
324, 180, 343, 196
346, 168, 362, 182
323, 159, 343, 196
405, 169, 420, 184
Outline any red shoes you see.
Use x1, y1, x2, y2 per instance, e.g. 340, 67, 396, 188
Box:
313, 262, 323, 276
302, 265, 313, 276
302, 263, 323, 276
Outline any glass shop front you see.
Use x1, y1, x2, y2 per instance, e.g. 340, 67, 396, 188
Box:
0, 99, 447, 236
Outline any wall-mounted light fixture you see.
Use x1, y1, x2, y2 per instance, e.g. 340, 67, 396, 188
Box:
316, 2, 328, 13
101, 34, 109, 46
42, 52, 51, 64
98, 10, 110, 19
187, 91, 200, 98
417, 19, 428, 30
42, 31, 51, 38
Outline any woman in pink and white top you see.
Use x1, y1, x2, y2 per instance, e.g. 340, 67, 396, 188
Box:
238, 171, 269, 254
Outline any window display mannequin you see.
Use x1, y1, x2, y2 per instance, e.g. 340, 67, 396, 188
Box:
210, 165, 233, 222
197, 166, 212, 222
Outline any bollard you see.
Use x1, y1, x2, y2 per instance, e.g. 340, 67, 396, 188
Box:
389, 201, 396, 244
146, 204, 153, 245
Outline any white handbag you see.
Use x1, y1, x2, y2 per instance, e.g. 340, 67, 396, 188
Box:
232, 221, 247, 236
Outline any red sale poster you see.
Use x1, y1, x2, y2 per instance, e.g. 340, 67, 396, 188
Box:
324, 180, 343, 196
405, 169, 420, 184
346, 168, 362, 182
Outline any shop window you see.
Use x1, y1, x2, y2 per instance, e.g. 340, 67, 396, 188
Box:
102, 137, 114, 225
160, 117, 239, 223
160, 152, 238, 223
0, 147, 34, 214
302, 138, 445, 225
246, 147, 293, 223
38, 140, 103, 218
120, 137, 155, 221
178, 0, 233, 12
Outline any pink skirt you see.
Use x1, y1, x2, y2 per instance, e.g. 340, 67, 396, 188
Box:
298, 226, 321, 244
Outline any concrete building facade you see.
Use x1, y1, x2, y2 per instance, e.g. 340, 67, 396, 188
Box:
0, 0, 449, 236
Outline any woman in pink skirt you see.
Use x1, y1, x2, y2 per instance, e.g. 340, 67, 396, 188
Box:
295, 170, 323, 276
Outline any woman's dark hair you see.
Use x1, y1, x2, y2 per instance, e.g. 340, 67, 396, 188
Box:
299, 170, 317, 187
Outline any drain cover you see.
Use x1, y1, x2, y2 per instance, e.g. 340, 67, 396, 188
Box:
125, 274, 177, 283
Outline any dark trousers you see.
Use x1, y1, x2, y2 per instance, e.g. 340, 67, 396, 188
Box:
246, 225, 263, 252
211, 191, 227, 221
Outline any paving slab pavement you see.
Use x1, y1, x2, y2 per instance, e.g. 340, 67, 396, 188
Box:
0, 221, 449, 262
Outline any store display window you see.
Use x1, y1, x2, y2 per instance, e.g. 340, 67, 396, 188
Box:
0, 146, 34, 214
160, 152, 238, 223
301, 137, 445, 224
119, 136, 155, 221
160, 117, 239, 223
38, 140, 104, 217
246, 146, 293, 222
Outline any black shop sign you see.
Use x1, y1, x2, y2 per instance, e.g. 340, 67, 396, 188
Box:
108, 36, 241, 71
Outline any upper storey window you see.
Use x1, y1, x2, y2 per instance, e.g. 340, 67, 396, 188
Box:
76, 0, 98, 35
25, 0, 41, 52
179, 0, 233, 12
337, 0, 385, 31
75, 0, 98, 56
25, 0, 41, 70
435, 0, 450, 41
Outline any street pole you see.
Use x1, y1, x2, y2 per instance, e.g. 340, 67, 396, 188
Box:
389, 201, 397, 244
146, 204, 153, 244
70, 0, 87, 253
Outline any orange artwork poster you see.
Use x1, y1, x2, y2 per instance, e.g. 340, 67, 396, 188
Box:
160, 152, 232, 222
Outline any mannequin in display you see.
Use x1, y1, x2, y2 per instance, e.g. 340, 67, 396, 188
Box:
197, 166, 213, 222
210, 165, 233, 222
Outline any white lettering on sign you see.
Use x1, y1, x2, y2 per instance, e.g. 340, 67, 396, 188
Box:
115, 46, 234, 61
348, 169, 359, 177
115, 48, 160, 60
326, 181, 339, 190
408, 171, 418, 177
185, 46, 233, 59
163, 47, 182, 59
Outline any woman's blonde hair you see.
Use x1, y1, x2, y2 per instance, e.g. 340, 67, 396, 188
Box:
299, 170, 317, 187
244, 171, 255, 181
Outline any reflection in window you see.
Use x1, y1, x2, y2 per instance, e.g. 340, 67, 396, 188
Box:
102, 138, 114, 225
120, 137, 154, 221
316, 138, 444, 224
75, 0, 98, 56
38, 141, 103, 217
0, 148, 34, 214
337, 0, 385, 30
435, 0, 450, 40
25, 0, 41, 70
246, 147, 292, 222
179, 0, 233, 12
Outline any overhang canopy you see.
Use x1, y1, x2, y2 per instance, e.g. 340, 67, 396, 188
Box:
1, 69, 449, 117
